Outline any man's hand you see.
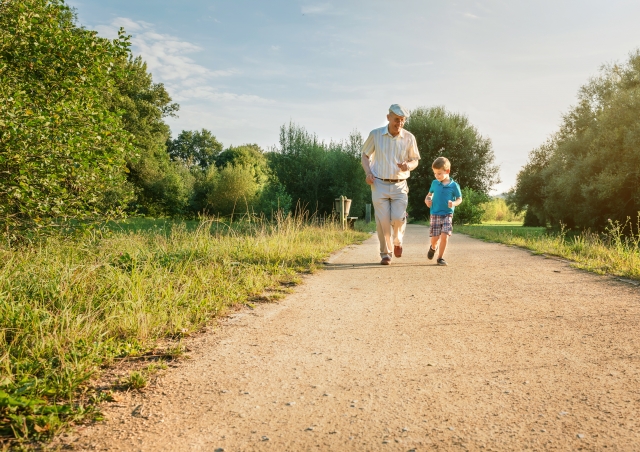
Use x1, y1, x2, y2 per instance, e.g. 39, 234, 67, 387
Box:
448, 200, 453, 208
397, 161, 409, 172
366, 173, 375, 185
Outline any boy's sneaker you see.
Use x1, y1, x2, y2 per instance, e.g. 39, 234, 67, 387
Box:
427, 246, 437, 260
437, 258, 448, 266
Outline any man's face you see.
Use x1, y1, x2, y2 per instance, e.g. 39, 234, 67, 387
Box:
386, 112, 406, 136
432, 168, 450, 182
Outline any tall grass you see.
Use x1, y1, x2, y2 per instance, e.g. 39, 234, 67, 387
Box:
0, 215, 369, 444
457, 216, 640, 280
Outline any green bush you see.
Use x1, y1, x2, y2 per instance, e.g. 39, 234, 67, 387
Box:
192, 164, 261, 216
0, 0, 133, 234
454, 187, 489, 225
511, 50, 640, 231
481, 197, 524, 223
404, 106, 499, 220
268, 123, 370, 217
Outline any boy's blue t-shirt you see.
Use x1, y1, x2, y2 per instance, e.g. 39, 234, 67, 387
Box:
429, 178, 462, 215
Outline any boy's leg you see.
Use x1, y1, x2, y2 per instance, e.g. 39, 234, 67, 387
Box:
428, 215, 440, 259
437, 214, 454, 260
437, 233, 450, 259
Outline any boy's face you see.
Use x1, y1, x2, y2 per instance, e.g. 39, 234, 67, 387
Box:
432, 167, 450, 182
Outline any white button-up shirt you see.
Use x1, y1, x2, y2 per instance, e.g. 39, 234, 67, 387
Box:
361, 125, 420, 180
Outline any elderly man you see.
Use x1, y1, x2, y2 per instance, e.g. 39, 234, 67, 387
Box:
361, 104, 420, 265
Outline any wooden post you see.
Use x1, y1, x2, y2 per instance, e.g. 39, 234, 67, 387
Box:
339, 195, 346, 229
365, 204, 371, 224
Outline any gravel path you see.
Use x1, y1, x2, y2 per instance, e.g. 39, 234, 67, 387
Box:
62, 225, 640, 451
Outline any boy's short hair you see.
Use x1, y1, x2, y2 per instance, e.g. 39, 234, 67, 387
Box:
432, 157, 451, 171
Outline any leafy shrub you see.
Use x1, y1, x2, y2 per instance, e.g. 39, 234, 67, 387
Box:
454, 187, 489, 225
268, 123, 370, 217
481, 197, 524, 223
0, 0, 134, 235
511, 50, 640, 231
404, 106, 499, 220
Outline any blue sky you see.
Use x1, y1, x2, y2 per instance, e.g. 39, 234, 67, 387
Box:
69, 0, 640, 193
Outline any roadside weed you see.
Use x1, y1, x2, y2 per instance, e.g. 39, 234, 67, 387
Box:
458, 215, 640, 280
0, 215, 369, 444
123, 372, 147, 391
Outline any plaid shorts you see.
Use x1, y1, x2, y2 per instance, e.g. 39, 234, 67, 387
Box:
430, 214, 453, 236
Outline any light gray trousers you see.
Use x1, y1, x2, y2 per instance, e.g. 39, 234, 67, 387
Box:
371, 179, 408, 259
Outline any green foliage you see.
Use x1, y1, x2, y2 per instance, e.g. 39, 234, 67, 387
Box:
254, 177, 293, 216
123, 372, 147, 390
458, 216, 640, 280
199, 164, 262, 216
0, 0, 134, 234
268, 123, 370, 217
215, 143, 268, 182
140, 161, 194, 217
522, 209, 544, 227
167, 129, 223, 170
508, 141, 553, 226
481, 197, 524, 223
453, 187, 489, 225
511, 50, 640, 231
0, 216, 369, 442
190, 142, 295, 217
109, 56, 191, 216
404, 106, 499, 220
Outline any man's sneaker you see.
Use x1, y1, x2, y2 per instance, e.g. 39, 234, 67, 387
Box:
394, 245, 402, 258
427, 246, 437, 260
380, 256, 391, 265
437, 258, 448, 266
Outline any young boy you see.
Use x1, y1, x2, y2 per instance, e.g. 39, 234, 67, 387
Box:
425, 157, 462, 266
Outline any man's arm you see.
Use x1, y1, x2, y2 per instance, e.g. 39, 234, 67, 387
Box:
361, 153, 375, 185
397, 159, 419, 172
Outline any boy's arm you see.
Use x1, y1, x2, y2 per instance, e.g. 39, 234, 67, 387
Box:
448, 183, 463, 208
448, 196, 462, 208
425, 191, 434, 207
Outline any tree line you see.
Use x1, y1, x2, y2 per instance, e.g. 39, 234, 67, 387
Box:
509, 50, 640, 231
1, 0, 501, 237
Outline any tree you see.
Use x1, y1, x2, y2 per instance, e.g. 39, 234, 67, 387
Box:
511, 50, 640, 231
268, 123, 369, 217
404, 107, 499, 220
453, 187, 489, 225
193, 164, 261, 216
0, 0, 133, 233
507, 141, 553, 226
167, 129, 223, 170
215, 144, 269, 185
108, 56, 192, 216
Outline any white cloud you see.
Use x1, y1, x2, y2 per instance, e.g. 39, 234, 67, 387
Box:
464, 12, 479, 19
301, 3, 335, 15
94, 18, 270, 104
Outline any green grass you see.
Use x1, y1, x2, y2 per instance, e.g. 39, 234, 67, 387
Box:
353, 219, 377, 234
476, 220, 525, 226
0, 215, 369, 445
457, 221, 640, 280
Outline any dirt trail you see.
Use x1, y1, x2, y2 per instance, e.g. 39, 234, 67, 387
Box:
62, 225, 640, 451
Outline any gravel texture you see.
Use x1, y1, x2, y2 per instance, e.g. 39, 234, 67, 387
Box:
60, 225, 640, 451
